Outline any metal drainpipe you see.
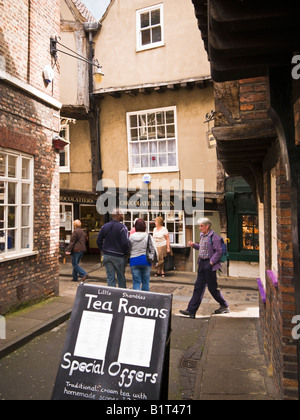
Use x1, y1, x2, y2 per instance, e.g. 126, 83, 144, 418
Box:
85, 23, 103, 185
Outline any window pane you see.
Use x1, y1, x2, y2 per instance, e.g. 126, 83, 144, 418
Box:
132, 143, 140, 155
168, 153, 177, 167
0, 182, 4, 205
150, 142, 157, 154
140, 12, 150, 28
132, 155, 141, 168
22, 206, 30, 227
148, 126, 156, 139
130, 115, 138, 128
131, 128, 138, 141
167, 125, 175, 138
21, 228, 30, 249
141, 143, 148, 155
151, 155, 158, 167
8, 155, 17, 178
59, 150, 66, 167
7, 230, 15, 251
0, 231, 5, 253
242, 215, 259, 251
0, 206, 4, 229
159, 141, 167, 153
8, 183, 16, 204
156, 112, 165, 125
152, 26, 162, 43
159, 155, 167, 167
168, 140, 176, 152
166, 111, 174, 124
22, 184, 30, 205
141, 29, 151, 46
151, 9, 160, 26
0, 154, 6, 177
22, 159, 31, 180
8, 207, 16, 228
141, 155, 148, 167
157, 125, 165, 138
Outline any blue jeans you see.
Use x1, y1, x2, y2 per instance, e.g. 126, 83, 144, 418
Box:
71, 251, 87, 282
131, 265, 151, 292
103, 254, 127, 288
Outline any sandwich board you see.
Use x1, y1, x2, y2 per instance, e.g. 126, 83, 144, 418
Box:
52, 283, 172, 401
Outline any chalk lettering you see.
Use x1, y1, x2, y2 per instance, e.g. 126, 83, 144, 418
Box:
85, 294, 113, 312
61, 353, 105, 377
118, 298, 168, 319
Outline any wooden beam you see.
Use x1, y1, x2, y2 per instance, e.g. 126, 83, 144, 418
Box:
212, 121, 277, 141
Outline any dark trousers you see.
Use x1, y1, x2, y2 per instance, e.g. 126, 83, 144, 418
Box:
187, 259, 228, 314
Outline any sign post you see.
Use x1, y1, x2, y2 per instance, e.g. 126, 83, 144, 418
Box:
52, 284, 172, 401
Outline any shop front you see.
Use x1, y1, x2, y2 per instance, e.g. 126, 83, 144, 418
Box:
60, 189, 224, 272
225, 177, 259, 278
116, 189, 223, 272
60, 191, 105, 256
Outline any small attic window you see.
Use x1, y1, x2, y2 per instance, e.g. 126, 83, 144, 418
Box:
136, 4, 164, 51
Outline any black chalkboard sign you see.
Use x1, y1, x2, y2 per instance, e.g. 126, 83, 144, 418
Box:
52, 284, 172, 401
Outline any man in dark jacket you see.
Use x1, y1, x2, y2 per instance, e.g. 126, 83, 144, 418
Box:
180, 218, 230, 318
97, 209, 129, 288
65, 220, 88, 282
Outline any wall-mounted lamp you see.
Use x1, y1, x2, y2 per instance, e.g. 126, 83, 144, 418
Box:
50, 36, 104, 83
204, 110, 216, 148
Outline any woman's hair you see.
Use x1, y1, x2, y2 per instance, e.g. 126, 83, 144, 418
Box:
155, 216, 164, 226
135, 218, 147, 232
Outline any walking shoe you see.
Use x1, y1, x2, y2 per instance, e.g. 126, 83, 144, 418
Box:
81, 275, 89, 283
179, 310, 196, 319
214, 305, 230, 314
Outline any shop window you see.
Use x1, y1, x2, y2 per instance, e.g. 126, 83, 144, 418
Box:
123, 210, 185, 247
127, 107, 178, 173
60, 204, 73, 242
241, 215, 259, 251
136, 4, 164, 51
0, 150, 34, 259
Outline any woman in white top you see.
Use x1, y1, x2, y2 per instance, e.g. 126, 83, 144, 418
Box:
153, 216, 170, 278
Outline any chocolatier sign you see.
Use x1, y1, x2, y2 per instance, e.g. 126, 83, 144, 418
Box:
52, 284, 172, 401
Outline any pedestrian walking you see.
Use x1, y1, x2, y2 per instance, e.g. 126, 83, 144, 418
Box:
97, 209, 129, 288
65, 220, 88, 282
129, 219, 157, 291
180, 218, 230, 318
153, 216, 170, 278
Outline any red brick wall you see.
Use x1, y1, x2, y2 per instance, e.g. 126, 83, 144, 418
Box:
239, 77, 269, 122
259, 159, 298, 400
0, 0, 61, 314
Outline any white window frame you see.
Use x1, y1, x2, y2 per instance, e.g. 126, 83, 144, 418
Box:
127, 106, 179, 174
271, 168, 278, 275
136, 4, 164, 52
0, 149, 34, 261
59, 123, 70, 173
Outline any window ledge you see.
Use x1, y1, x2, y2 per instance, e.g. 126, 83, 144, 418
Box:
267, 270, 278, 288
257, 278, 266, 303
0, 250, 39, 263
128, 168, 179, 175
